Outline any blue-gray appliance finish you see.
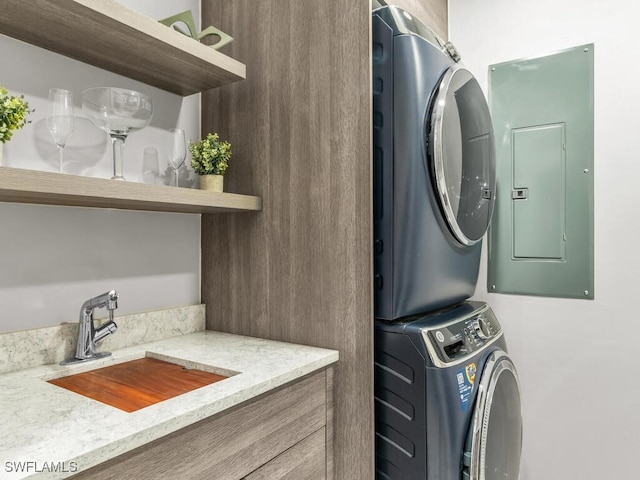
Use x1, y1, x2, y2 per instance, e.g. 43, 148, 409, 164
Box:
373, 6, 496, 320
375, 301, 522, 480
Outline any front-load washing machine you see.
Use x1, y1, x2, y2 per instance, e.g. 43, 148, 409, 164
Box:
373, 6, 496, 320
375, 301, 522, 479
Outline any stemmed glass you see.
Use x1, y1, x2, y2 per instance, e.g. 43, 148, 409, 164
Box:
46, 88, 74, 173
167, 128, 187, 187
81, 87, 153, 181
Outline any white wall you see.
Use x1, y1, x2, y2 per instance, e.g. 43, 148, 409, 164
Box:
0, 0, 202, 332
450, 1, 640, 478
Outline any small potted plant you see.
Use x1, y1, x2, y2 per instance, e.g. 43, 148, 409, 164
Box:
189, 132, 232, 192
0, 85, 32, 165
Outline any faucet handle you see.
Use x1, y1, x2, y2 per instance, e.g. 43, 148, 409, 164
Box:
94, 318, 118, 344
107, 290, 118, 310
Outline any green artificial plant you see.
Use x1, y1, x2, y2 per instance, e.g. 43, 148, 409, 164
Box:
189, 132, 232, 176
0, 86, 32, 143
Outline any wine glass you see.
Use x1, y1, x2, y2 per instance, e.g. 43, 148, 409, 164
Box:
166, 128, 187, 187
46, 88, 75, 173
81, 87, 153, 181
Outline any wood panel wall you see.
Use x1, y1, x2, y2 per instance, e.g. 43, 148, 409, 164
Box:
200, 1, 373, 479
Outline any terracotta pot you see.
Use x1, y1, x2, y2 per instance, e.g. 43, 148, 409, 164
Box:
200, 174, 224, 192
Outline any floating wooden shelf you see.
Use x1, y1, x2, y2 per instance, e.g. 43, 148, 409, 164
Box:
0, 0, 246, 96
0, 167, 262, 214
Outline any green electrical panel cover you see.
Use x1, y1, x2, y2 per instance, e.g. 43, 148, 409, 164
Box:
487, 44, 594, 299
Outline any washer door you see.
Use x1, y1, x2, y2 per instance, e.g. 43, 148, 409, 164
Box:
429, 65, 496, 246
463, 351, 522, 480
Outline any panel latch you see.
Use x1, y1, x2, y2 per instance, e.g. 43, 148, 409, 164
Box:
511, 188, 529, 200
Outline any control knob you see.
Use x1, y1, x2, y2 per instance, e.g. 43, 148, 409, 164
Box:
472, 317, 491, 340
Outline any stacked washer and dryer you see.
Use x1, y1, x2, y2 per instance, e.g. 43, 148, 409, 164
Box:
372, 5, 522, 480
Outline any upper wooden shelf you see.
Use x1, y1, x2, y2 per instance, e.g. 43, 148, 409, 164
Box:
0, 0, 246, 96
0, 167, 262, 214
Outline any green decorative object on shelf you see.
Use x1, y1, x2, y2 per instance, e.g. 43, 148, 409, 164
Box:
189, 132, 231, 192
0, 86, 32, 144
159, 10, 233, 51
189, 133, 231, 176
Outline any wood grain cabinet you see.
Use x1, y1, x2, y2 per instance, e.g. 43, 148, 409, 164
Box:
243, 428, 327, 480
70, 369, 333, 480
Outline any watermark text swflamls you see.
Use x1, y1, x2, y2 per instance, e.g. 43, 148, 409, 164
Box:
5, 461, 78, 474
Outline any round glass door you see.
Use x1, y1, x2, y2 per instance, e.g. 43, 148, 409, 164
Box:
464, 351, 522, 480
429, 66, 496, 246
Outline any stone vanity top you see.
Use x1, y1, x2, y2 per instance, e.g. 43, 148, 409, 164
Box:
0, 330, 339, 479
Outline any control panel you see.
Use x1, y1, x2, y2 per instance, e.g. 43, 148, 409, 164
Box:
421, 305, 502, 366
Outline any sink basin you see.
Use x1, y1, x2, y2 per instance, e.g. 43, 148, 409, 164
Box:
47, 354, 234, 412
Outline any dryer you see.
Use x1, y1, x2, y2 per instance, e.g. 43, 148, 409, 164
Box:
375, 301, 522, 480
373, 6, 496, 320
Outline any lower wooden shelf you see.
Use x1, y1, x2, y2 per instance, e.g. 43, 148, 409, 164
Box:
0, 167, 262, 214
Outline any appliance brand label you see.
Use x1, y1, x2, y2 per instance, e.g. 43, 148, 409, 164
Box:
456, 362, 476, 412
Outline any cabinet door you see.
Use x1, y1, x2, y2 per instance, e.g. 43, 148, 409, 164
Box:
70, 371, 327, 480
244, 428, 326, 480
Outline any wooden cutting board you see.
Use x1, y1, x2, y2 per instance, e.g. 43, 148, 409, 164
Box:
48, 357, 227, 413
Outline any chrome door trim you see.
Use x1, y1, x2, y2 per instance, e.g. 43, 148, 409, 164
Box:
466, 350, 522, 480
430, 65, 487, 246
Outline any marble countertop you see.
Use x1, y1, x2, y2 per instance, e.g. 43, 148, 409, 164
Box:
0, 331, 338, 479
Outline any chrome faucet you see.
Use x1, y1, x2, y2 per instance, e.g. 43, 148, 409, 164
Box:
61, 290, 119, 365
